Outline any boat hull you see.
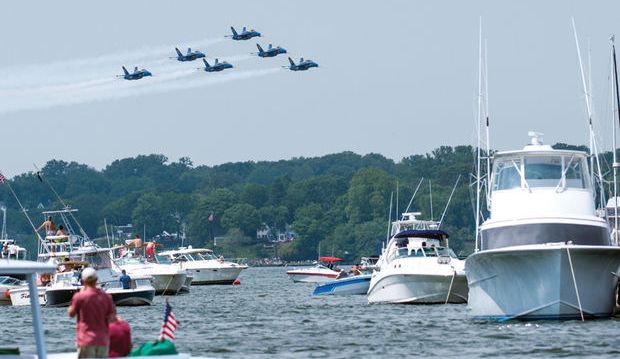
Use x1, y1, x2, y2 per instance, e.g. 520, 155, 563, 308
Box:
45, 287, 80, 307
466, 245, 620, 320
367, 271, 468, 304
9, 286, 47, 306
108, 288, 155, 306
190, 267, 245, 285
152, 274, 187, 295
313, 275, 371, 296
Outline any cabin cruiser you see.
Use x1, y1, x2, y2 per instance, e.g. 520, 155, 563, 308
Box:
158, 248, 247, 285
104, 275, 156, 306
466, 133, 620, 319
286, 257, 343, 283
115, 254, 188, 294
367, 212, 468, 304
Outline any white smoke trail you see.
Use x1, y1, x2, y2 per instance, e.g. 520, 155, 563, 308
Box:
0, 37, 228, 89
0, 67, 282, 114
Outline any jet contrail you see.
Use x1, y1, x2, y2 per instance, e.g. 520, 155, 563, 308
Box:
0, 67, 282, 114
0, 37, 228, 89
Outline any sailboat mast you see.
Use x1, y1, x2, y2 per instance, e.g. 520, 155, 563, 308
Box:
611, 36, 620, 245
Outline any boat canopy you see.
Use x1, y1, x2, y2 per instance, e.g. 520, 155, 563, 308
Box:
393, 229, 449, 240
319, 256, 342, 262
159, 248, 214, 256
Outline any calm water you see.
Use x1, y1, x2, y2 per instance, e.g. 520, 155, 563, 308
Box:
1, 267, 619, 358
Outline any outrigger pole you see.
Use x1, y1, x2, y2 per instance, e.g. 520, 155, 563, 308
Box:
0, 170, 43, 242
610, 35, 620, 245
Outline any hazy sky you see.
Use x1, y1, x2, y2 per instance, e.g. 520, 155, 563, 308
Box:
2, 0, 620, 176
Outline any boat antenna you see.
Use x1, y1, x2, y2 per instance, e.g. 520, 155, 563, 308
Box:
104, 218, 111, 249
404, 178, 424, 215
0, 170, 44, 243
33, 164, 90, 240
1, 205, 6, 240
429, 180, 433, 221
385, 191, 394, 244
474, 17, 487, 252
610, 35, 620, 245
395, 180, 399, 220
439, 175, 462, 228
571, 18, 607, 212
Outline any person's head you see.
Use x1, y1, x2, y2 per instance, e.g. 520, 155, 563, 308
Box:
81, 267, 97, 286
122, 269, 126, 275
58, 225, 64, 230
47, 216, 52, 221
135, 234, 141, 239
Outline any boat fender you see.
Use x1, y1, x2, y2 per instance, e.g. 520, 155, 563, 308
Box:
4, 290, 10, 299
233, 279, 241, 285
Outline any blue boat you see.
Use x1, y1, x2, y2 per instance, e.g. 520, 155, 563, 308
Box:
312, 274, 371, 296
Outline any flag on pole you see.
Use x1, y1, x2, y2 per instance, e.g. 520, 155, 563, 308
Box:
159, 300, 180, 341
0, 172, 5, 184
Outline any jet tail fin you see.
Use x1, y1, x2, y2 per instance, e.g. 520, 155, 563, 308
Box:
187, 48, 192, 55
256, 44, 264, 53
288, 57, 295, 66
230, 26, 238, 36
175, 48, 183, 57
215, 58, 219, 64
203, 59, 210, 68
122, 66, 129, 76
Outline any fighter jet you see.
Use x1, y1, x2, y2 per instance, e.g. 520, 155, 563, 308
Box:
284, 57, 318, 71
256, 43, 287, 58
228, 26, 261, 40
200, 58, 233, 72
119, 66, 152, 80
174, 47, 206, 62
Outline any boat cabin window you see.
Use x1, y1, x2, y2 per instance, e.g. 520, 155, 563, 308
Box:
492, 155, 589, 191
197, 252, 217, 260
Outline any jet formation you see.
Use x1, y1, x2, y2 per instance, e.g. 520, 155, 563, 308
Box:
118, 26, 318, 80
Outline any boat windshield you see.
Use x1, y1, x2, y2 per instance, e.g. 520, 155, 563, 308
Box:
493, 155, 589, 191
115, 257, 144, 266
393, 246, 456, 260
197, 252, 217, 260
0, 276, 21, 285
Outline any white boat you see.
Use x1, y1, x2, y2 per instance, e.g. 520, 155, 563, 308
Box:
158, 248, 247, 285
286, 257, 343, 283
466, 132, 620, 319
0, 276, 26, 305
115, 255, 188, 294
8, 285, 47, 306
104, 276, 155, 306
367, 212, 468, 304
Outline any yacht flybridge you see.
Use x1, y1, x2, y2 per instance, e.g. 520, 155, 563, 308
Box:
466, 133, 620, 319
367, 212, 468, 304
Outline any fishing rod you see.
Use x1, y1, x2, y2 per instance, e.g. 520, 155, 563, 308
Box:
438, 175, 462, 228
403, 178, 424, 215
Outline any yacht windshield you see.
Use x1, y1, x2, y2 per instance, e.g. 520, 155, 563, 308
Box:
492, 155, 589, 191
197, 252, 217, 260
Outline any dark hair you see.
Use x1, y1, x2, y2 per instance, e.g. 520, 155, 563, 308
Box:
59, 225, 64, 230
47, 216, 52, 221
122, 269, 126, 274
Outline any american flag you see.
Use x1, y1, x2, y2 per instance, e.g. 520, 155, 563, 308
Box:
158, 300, 180, 341
0, 172, 5, 184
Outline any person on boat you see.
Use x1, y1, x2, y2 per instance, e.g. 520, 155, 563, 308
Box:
55, 225, 69, 243
125, 234, 143, 256
144, 240, 162, 262
1, 242, 8, 258
119, 269, 131, 290
36, 216, 57, 237
336, 269, 348, 279
349, 265, 362, 276
108, 315, 132, 358
68, 267, 117, 359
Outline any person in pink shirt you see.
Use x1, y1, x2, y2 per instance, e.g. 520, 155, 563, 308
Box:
109, 316, 132, 357
68, 267, 116, 358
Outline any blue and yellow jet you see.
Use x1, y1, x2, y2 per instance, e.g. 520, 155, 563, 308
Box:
174, 47, 206, 62
200, 58, 233, 72
256, 43, 287, 58
284, 57, 318, 71
119, 66, 152, 80
228, 26, 261, 40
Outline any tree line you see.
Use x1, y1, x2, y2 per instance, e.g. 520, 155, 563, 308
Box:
2, 143, 600, 262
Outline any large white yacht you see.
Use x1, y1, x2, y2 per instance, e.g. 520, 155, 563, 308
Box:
158, 248, 247, 285
466, 133, 620, 319
115, 254, 188, 294
367, 212, 468, 304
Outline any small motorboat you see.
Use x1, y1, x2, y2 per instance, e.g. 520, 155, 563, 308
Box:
286, 257, 343, 283
104, 276, 155, 306
0, 276, 24, 305
45, 271, 81, 307
313, 274, 372, 296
